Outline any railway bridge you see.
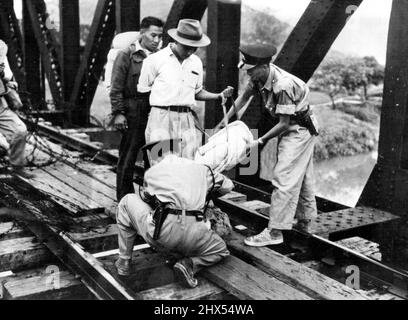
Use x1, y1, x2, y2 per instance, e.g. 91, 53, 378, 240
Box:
0, 0, 408, 300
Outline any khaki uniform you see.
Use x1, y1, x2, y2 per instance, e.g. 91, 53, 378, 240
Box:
116, 156, 233, 273
245, 64, 317, 230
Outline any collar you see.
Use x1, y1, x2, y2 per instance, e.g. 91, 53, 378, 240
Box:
135, 40, 153, 56
167, 43, 195, 62
261, 64, 276, 92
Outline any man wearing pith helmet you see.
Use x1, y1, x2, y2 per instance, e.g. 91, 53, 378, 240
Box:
138, 19, 234, 160
220, 43, 319, 247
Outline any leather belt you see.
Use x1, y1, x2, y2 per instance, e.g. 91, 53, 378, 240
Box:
153, 105, 191, 113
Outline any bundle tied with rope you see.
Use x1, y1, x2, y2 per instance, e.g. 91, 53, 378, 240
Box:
194, 96, 255, 174
193, 97, 256, 239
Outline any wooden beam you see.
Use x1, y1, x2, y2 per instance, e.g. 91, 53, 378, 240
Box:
115, 0, 140, 33
69, 0, 116, 126
228, 232, 368, 300
68, 224, 119, 253
202, 255, 313, 300
0, 222, 31, 241
0, 237, 53, 272
274, 0, 364, 82
163, 0, 207, 46
24, 0, 63, 105
22, 0, 44, 107
60, 0, 80, 101
139, 277, 226, 300
205, 0, 241, 129
3, 267, 90, 300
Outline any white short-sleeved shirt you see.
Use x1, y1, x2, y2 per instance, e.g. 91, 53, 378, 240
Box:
138, 44, 203, 107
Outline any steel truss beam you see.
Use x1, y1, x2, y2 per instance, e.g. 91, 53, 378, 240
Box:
358, 1, 408, 266
24, 0, 63, 106
115, 0, 140, 33
274, 0, 364, 81
23, 0, 44, 108
205, 0, 241, 129
359, 0, 408, 213
60, 0, 80, 101
70, 0, 116, 126
0, 0, 26, 93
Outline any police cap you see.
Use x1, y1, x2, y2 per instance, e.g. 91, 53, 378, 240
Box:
238, 44, 277, 70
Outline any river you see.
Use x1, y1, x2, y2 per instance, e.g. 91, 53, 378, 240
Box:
314, 152, 377, 207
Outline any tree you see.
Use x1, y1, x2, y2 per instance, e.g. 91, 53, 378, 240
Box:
342, 56, 384, 100
310, 58, 347, 109
311, 55, 385, 105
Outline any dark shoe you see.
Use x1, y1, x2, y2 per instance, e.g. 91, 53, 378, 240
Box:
115, 257, 131, 276
294, 219, 312, 233
173, 258, 198, 288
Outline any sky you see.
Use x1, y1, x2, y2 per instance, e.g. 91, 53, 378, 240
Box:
14, 0, 392, 64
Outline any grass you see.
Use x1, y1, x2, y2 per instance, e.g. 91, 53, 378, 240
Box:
313, 104, 379, 161
308, 91, 331, 105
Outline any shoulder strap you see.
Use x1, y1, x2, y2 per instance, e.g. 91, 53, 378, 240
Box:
203, 165, 216, 215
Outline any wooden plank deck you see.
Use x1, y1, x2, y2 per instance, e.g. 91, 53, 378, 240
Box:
0, 130, 399, 300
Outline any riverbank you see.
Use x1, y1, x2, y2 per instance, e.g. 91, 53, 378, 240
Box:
312, 101, 380, 161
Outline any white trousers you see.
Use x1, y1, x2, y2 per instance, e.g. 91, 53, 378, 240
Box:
145, 107, 201, 160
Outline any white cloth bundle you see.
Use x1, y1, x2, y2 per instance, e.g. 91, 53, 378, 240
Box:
104, 32, 140, 91
194, 120, 254, 173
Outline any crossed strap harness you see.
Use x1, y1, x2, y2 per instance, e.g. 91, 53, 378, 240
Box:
140, 165, 216, 240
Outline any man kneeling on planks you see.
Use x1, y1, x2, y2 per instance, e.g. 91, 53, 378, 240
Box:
115, 145, 233, 288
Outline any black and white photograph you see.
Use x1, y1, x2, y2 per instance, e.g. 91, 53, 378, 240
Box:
0, 0, 406, 308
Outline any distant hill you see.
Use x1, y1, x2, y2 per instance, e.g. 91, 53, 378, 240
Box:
43, 0, 290, 48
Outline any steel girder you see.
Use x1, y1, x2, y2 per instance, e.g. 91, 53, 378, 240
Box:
115, 0, 140, 33
205, 0, 241, 129
359, 0, 408, 217
69, 0, 116, 125
24, 0, 63, 106
274, 0, 364, 82
22, 0, 44, 108
60, 0, 80, 101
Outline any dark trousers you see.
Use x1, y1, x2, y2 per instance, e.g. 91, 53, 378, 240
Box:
116, 98, 150, 201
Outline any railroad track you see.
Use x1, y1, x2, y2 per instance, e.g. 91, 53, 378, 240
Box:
0, 119, 406, 300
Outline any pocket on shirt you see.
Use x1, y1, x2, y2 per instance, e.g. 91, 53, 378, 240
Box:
186, 73, 199, 89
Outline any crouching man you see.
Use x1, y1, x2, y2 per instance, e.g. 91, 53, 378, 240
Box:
115, 154, 233, 288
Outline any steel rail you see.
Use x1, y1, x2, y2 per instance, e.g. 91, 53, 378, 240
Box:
214, 196, 408, 297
